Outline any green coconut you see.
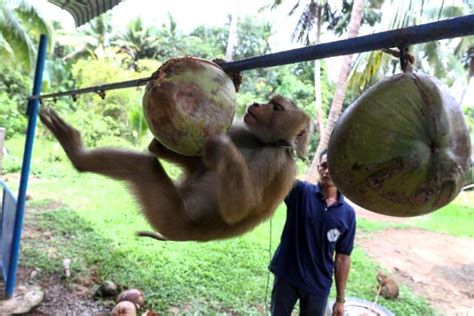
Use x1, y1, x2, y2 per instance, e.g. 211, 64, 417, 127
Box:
328, 72, 471, 217
143, 57, 236, 156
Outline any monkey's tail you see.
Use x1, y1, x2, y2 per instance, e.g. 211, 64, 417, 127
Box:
136, 231, 168, 241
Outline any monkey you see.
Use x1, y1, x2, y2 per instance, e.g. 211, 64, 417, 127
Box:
376, 272, 399, 299
39, 94, 310, 242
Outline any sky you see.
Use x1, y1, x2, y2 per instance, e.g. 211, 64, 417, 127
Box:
35, 0, 305, 52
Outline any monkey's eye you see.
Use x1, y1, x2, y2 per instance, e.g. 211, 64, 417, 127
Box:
273, 104, 284, 111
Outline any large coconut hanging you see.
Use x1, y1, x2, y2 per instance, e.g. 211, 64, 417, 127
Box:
143, 57, 236, 156
327, 71, 471, 217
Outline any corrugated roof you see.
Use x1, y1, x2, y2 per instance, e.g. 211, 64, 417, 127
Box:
47, 0, 123, 27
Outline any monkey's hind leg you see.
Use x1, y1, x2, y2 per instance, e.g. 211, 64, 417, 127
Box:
40, 107, 160, 181
40, 108, 189, 240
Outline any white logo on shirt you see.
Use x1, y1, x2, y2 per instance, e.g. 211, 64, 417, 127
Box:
327, 228, 341, 242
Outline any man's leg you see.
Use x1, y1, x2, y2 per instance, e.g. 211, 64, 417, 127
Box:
271, 277, 299, 316
298, 291, 328, 316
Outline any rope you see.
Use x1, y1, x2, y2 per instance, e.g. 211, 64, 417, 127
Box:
264, 217, 273, 315
370, 284, 383, 312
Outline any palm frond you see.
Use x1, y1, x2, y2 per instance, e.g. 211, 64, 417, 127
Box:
454, 36, 474, 56
0, 32, 13, 57
288, 1, 302, 15
0, 6, 35, 71
423, 4, 466, 20
347, 50, 385, 93
14, 1, 52, 39
292, 2, 318, 43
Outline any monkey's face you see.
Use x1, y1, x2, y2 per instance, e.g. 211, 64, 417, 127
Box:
377, 272, 387, 283
244, 95, 309, 150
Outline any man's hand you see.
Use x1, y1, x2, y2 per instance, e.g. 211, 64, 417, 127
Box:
332, 301, 344, 316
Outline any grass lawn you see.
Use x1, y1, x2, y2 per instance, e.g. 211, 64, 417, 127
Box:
356, 192, 474, 238
5, 135, 468, 314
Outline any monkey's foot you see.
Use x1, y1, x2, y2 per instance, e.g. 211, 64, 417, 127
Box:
39, 107, 85, 159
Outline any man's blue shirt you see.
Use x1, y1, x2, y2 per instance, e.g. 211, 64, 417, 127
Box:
269, 180, 356, 296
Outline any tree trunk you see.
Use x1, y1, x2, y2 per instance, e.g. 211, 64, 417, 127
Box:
305, 0, 365, 182
0, 127, 5, 173
460, 47, 473, 106
314, 5, 325, 136
225, 2, 239, 61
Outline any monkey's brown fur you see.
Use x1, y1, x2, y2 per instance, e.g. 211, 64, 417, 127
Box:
376, 272, 399, 299
40, 95, 310, 242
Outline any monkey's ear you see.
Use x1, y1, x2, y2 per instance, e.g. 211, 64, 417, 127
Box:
294, 120, 312, 158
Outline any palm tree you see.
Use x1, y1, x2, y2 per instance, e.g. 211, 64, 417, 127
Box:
225, 1, 240, 61
306, 0, 365, 181
458, 42, 474, 105
272, 0, 381, 180
113, 17, 161, 63
274, 0, 342, 137
61, 13, 113, 61
289, 1, 331, 137
347, 1, 473, 98
0, 0, 51, 73
306, 0, 472, 181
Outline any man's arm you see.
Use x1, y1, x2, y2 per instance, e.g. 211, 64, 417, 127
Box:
332, 253, 351, 316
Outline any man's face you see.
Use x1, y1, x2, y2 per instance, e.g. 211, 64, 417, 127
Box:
318, 153, 334, 187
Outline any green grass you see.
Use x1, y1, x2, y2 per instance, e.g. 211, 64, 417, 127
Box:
410, 194, 474, 237
22, 194, 436, 314
356, 217, 410, 233
3, 136, 444, 314
356, 193, 474, 238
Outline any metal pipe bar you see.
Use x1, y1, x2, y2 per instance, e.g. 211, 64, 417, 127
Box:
28, 14, 474, 101
30, 76, 152, 101
6, 34, 48, 299
221, 14, 474, 72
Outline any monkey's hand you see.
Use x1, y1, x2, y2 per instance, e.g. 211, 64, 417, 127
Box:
148, 138, 164, 156
39, 107, 85, 165
203, 135, 234, 168
204, 135, 255, 224
148, 138, 201, 172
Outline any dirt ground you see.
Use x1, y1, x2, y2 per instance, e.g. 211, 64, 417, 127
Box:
355, 205, 474, 315
2, 202, 473, 314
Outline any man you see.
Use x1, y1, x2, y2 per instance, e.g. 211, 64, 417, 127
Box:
269, 148, 356, 316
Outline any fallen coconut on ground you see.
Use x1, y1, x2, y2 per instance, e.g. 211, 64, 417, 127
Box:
116, 288, 144, 308
111, 300, 137, 315
328, 69, 471, 217
143, 57, 237, 156
94, 280, 118, 298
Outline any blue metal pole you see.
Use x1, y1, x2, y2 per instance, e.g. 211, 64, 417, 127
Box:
6, 34, 48, 299
222, 14, 474, 72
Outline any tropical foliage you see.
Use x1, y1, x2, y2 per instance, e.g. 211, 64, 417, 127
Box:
0, 0, 51, 72
1, 0, 473, 314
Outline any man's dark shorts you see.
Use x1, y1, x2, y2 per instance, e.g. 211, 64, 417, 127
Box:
271, 277, 328, 316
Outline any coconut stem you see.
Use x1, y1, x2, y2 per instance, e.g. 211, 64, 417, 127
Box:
399, 46, 414, 73
403, 62, 413, 73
